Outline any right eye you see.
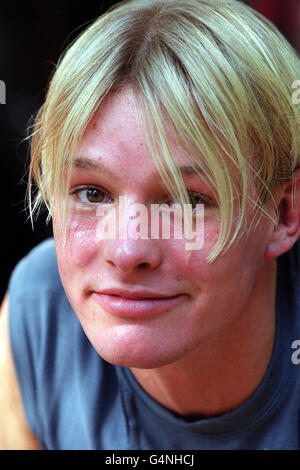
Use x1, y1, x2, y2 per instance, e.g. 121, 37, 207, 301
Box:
71, 187, 113, 205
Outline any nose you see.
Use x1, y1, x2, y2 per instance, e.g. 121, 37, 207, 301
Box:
103, 238, 163, 273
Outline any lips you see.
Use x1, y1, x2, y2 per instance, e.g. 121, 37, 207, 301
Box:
91, 288, 187, 317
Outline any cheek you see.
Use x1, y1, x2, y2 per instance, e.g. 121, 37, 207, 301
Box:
168, 217, 262, 299
53, 215, 100, 273
166, 221, 221, 283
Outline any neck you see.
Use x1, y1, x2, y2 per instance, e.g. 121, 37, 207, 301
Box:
130, 259, 277, 419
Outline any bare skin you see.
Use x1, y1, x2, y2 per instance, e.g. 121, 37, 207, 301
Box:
131, 258, 277, 417
0, 295, 41, 449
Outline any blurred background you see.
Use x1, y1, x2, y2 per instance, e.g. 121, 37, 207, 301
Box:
0, 0, 299, 300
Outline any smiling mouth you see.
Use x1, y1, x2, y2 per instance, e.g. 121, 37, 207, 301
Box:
91, 292, 187, 317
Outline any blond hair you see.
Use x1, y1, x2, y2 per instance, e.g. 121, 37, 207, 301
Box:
28, 0, 300, 262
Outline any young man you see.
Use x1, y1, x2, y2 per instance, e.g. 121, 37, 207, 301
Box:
1, 0, 300, 449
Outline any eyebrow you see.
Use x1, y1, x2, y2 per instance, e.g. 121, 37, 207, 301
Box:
71, 156, 205, 179
71, 157, 116, 179
179, 165, 204, 176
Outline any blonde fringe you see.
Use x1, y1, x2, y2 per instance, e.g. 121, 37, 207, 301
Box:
27, 0, 300, 261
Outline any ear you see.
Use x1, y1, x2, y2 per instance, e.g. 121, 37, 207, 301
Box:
264, 168, 300, 259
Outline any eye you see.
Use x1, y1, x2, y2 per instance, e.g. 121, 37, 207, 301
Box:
168, 191, 213, 211
71, 187, 113, 205
187, 191, 212, 210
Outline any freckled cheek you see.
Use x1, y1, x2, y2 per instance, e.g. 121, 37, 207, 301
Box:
164, 224, 221, 282
54, 216, 101, 270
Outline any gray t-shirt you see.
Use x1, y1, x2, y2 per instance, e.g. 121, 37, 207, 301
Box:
8, 238, 300, 449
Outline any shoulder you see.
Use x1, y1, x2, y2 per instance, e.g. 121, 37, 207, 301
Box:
6, 240, 90, 448
8, 238, 63, 298
8, 238, 72, 364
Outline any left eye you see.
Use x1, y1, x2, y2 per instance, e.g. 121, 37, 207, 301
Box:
170, 192, 212, 210
72, 187, 112, 204
187, 192, 211, 210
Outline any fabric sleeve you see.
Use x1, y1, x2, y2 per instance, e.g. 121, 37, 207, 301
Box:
8, 251, 43, 440
7, 238, 61, 446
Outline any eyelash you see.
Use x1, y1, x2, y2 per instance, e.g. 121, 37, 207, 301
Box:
70, 186, 213, 210
70, 186, 113, 205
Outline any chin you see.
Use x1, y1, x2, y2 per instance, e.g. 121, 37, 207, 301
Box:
76, 308, 195, 369
87, 328, 184, 370
98, 349, 177, 369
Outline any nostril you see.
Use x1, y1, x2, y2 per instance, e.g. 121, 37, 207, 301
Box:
103, 238, 162, 272
139, 262, 149, 269
106, 259, 116, 267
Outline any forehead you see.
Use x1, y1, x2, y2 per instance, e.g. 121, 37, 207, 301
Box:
77, 88, 204, 177
74, 87, 255, 205
85, 87, 151, 148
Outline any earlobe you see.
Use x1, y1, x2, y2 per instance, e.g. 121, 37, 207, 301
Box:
264, 168, 300, 260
